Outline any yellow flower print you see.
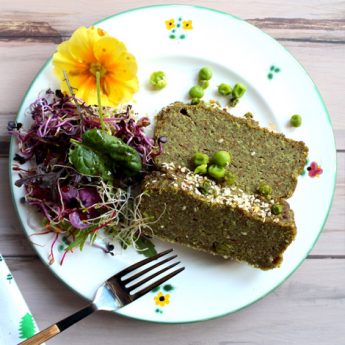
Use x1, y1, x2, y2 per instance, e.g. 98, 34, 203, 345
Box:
52, 26, 138, 107
165, 19, 176, 30
182, 20, 193, 30
154, 292, 170, 307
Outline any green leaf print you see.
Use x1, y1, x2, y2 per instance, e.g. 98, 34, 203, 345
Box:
18, 313, 36, 339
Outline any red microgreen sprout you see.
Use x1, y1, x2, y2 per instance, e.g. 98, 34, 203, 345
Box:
8, 88, 164, 264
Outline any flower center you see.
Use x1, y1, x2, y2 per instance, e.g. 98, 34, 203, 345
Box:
89, 62, 107, 77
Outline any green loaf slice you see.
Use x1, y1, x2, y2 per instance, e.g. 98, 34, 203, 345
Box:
141, 165, 297, 270
154, 102, 308, 199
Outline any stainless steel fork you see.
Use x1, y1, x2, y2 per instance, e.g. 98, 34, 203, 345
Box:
20, 249, 184, 345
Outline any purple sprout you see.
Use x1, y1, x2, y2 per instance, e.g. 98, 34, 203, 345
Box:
8, 89, 165, 234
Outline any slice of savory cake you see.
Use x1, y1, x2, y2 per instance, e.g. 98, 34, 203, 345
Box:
154, 102, 308, 199
141, 164, 296, 270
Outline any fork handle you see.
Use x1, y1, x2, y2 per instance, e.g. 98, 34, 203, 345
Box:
19, 304, 97, 345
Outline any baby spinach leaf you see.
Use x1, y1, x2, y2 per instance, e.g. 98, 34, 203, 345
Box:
82, 128, 142, 176
68, 141, 112, 182
135, 236, 157, 257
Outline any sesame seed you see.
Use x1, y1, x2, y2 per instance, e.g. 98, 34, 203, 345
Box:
155, 163, 280, 221
268, 122, 277, 132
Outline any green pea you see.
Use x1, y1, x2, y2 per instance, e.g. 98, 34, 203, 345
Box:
199, 80, 209, 89
208, 164, 225, 179
290, 114, 302, 127
271, 203, 283, 215
198, 67, 213, 81
194, 164, 208, 175
191, 98, 200, 105
224, 171, 237, 186
232, 83, 247, 98
257, 182, 272, 196
194, 152, 209, 166
189, 85, 204, 99
218, 83, 232, 96
212, 150, 232, 167
150, 71, 167, 90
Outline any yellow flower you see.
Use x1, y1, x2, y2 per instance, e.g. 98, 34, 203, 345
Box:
52, 26, 138, 107
165, 19, 175, 30
154, 292, 170, 307
182, 20, 193, 30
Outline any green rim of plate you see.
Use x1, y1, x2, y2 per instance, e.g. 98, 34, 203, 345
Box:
9, 4, 337, 324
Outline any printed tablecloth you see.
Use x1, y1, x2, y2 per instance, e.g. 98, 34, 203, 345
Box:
0, 254, 41, 345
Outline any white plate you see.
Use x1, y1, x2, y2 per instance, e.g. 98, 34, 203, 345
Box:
9, 5, 336, 323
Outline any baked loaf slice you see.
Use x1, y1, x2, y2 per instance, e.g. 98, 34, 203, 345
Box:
154, 102, 308, 199
141, 164, 296, 270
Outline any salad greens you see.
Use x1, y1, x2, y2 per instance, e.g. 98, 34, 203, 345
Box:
69, 140, 113, 182
81, 128, 142, 176
9, 89, 163, 264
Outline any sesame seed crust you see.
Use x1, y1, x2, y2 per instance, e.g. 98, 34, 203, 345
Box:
147, 162, 284, 222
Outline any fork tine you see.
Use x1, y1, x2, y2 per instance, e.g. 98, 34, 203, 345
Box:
132, 267, 185, 301
127, 261, 180, 292
115, 249, 173, 278
122, 255, 178, 285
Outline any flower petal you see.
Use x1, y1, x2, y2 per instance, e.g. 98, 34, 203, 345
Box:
52, 26, 138, 106
68, 26, 97, 63
75, 75, 98, 105
94, 37, 127, 62
103, 76, 139, 106
107, 52, 138, 80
